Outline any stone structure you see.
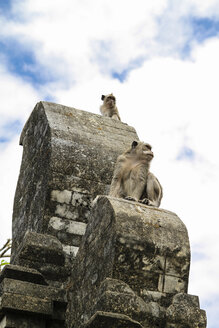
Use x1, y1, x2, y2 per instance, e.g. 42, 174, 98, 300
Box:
11, 101, 137, 266
68, 196, 206, 328
0, 102, 206, 327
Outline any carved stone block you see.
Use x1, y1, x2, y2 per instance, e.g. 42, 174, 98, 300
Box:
0, 265, 67, 328
69, 196, 203, 328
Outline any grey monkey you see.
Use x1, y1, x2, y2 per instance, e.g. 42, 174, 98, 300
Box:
100, 93, 121, 120
109, 141, 163, 207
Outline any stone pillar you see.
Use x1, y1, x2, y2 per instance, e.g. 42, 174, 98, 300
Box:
11, 101, 138, 264
69, 196, 206, 328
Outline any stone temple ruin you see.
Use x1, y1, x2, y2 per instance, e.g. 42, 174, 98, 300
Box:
0, 101, 207, 327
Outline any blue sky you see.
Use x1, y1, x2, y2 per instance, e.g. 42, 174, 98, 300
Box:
1, 1, 219, 327
0, 1, 12, 14
192, 17, 219, 41
0, 119, 22, 144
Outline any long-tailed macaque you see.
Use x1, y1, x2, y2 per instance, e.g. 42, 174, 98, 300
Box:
100, 93, 121, 120
109, 141, 163, 207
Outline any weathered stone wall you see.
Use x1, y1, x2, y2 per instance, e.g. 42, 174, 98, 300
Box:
68, 196, 206, 328
0, 264, 67, 327
12, 104, 51, 261
11, 101, 138, 264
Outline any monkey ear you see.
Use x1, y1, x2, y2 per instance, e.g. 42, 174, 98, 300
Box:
101, 95, 105, 101
132, 141, 138, 148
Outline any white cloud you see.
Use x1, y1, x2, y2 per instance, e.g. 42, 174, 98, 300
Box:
0, 63, 40, 123
187, 0, 219, 16
0, 63, 42, 247
0, 0, 169, 79
1, 1, 219, 326
0, 136, 22, 246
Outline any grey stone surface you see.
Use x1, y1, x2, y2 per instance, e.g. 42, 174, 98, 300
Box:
1, 278, 66, 302
12, 101, 138, 262
0, 314, 46, 328
13, 231, 70, 286
166, 293, 207, 328
0, 264, 67, 328
68, 196, 206, 328
0, 292, 53, 316
13, 231, 64, 265
94, 278, 165, 327
0, 264, 47, 285
85, 311, 143, 328
48, 216, 87, 246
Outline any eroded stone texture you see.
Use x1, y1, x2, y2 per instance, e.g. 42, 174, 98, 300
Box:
0, 265, 67, 328
69, 196, 206, 328
166, 293, 207, 328
11, 101, 138, 262
12, 231, 69, 287
0, 314, 46, 328
85, 311, 143, 328
0, 264, 47, 285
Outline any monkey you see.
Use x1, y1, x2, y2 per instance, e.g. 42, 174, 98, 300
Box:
109, 141, 163, 207
100, 93, 121, 120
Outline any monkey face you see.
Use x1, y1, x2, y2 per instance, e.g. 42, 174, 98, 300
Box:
102, 94, 116, 108
131, 141, 154, 161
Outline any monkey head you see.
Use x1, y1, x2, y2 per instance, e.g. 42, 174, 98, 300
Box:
130, 141, 154, 162
101, 93, 116, 108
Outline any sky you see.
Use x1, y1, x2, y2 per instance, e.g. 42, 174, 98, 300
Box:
0, 0, 219, 326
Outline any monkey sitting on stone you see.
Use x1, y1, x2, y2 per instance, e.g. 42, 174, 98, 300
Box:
100, 93, 121, 120
109, 141, 163, 207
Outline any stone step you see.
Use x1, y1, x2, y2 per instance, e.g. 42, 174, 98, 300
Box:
85, 311, 143, 328
48, 216, 87, 247
0, 264, 47, 285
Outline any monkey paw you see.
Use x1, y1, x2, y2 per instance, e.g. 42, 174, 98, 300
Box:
125, 196, 138, 202
139, 198, 149, 205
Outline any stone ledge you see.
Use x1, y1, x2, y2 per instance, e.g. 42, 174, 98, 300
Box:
13, 231, 65, 266
11, 232, 70, 285
1, 278, 66, 303
0, 292, 53, 316
0, 264, 67, 327
16, 259, 70, 285
166, 293, 207, 327
85, 311, 143, 328
0, 313, 46, 328
0, 265, 47, 285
